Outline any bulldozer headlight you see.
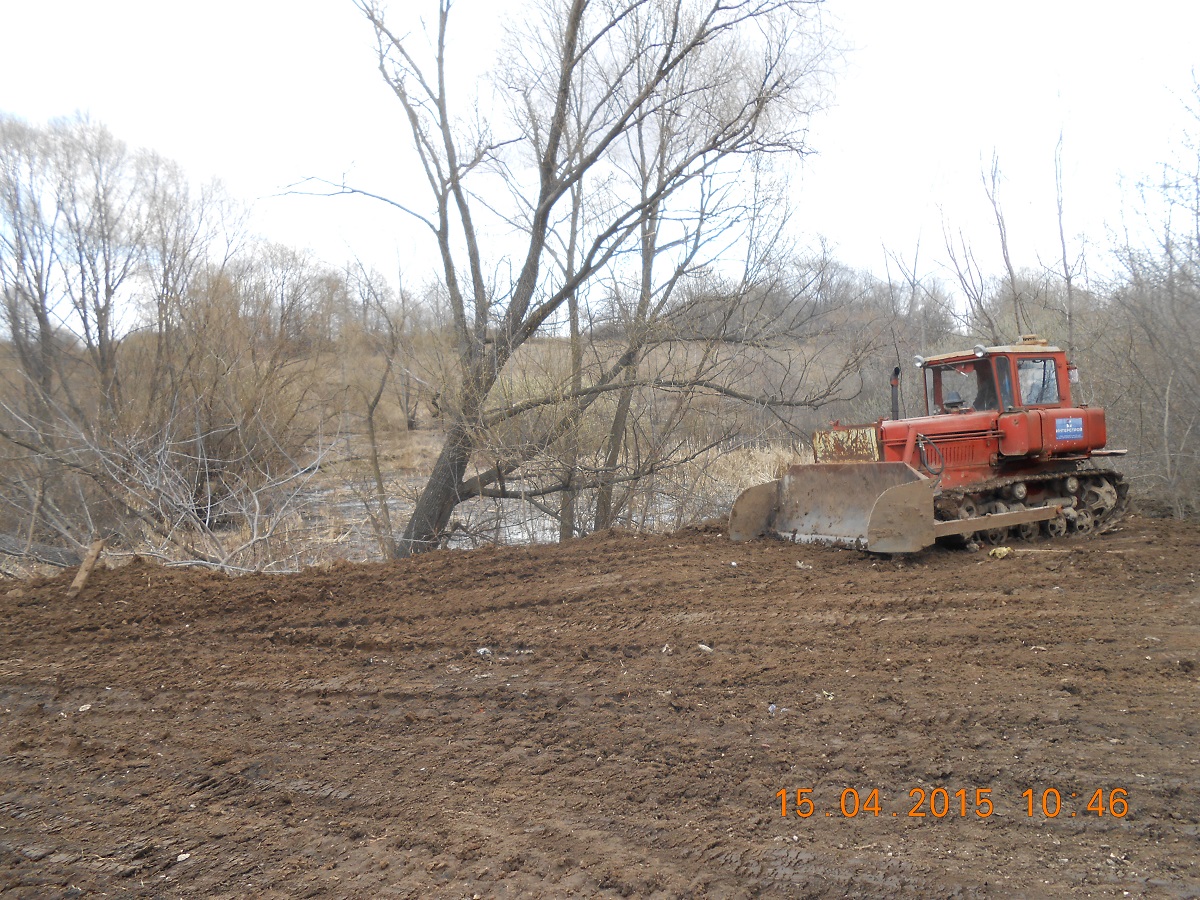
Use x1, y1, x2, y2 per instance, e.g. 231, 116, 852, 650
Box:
973, 344, 986, 357
913, 355, 925, 368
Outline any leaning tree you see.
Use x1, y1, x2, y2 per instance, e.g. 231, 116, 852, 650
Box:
354, 0, 846, 554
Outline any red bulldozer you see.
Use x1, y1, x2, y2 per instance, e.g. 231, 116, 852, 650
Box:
729, 335, 1128, 553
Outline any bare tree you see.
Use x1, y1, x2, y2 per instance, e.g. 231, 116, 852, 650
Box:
0, 116, 64, 408
141, 159, 243, 412
0, 116, 348, 568
341, 262, 417, 559
1106, 144, 1200, 513
1053, 130, 1085, 356
353, 0, 838, 554
982, 153, 1029, 338
52, 117, 157, 413
941, 222, 1003, 344
941, 156, 1051, 345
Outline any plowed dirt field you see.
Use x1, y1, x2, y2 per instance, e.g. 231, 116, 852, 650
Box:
2, 516, 1198, 898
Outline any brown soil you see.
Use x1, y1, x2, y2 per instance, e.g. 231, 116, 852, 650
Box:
1, 516, 1197, 898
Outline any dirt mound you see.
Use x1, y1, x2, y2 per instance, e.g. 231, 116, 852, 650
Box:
2, 517, 1198, 897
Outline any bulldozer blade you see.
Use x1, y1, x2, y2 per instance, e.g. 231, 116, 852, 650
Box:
862, 478, 937, 553
728, 479, 781, 542
730, 462, 938, 553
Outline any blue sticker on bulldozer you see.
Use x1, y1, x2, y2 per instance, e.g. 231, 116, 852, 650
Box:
1055, 416, 1084, 440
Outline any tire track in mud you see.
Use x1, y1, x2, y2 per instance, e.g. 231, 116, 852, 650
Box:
1, 517, 1197, 897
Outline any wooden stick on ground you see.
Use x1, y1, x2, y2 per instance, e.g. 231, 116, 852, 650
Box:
1014, 548, 1127, 554
65, 539, 106, 600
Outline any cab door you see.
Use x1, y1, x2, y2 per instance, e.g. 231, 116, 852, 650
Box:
994, 356, 1043, 457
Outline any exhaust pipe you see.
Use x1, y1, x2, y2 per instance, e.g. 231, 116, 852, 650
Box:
890, 366, 901, 420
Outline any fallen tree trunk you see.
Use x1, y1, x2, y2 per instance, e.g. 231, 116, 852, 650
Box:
0, 534, 82, 568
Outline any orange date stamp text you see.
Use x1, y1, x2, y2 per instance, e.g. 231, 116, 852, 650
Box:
776, 786, 1129, 820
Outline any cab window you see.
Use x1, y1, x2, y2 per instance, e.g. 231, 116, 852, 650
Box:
1017, 358, 1060, 405
925, 360, 1000, 412
994, 356, 1015, 410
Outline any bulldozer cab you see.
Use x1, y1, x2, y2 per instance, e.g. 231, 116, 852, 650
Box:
920, 337, 1071, 413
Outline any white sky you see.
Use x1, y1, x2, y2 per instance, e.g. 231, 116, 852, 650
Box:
1, 0, 1197, 286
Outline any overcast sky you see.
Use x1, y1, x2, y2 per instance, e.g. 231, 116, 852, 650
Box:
1, 0, 1197, 286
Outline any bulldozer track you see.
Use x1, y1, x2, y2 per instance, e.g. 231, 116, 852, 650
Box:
934, 466, 1129, 540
